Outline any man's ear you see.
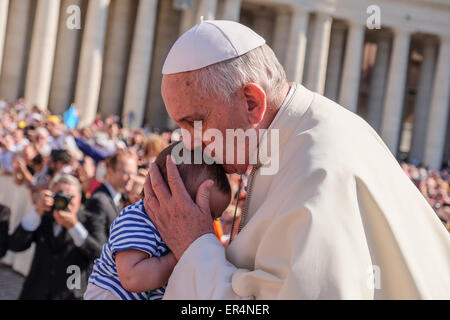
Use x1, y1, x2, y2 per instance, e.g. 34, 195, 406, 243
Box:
243, 83, 266, 126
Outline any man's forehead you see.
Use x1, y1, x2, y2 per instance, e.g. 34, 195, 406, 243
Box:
162, 74, 209, 121
162, 73, 192, 89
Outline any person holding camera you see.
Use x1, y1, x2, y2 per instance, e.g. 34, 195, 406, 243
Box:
8, 174, 107, 299
0, 203, 11, 258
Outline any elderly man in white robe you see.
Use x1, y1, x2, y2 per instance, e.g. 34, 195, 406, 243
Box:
143, 20, 450, 299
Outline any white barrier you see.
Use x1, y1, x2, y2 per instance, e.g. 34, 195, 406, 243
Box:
0, 175, 35, 276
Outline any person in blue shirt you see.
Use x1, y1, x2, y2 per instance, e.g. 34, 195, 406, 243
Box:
64, 105, 79, 130
85, 142, 231, 300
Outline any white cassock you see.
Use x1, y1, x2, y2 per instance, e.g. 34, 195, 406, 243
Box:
163, 83, 450, 300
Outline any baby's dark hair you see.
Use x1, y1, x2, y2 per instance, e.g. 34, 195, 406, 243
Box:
144, 142, 231, 201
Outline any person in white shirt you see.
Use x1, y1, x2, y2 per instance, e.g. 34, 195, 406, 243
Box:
12, 128, 29, 152
34, 127, 51, 157
0, 134, 16, 173
142, 20, 450, 299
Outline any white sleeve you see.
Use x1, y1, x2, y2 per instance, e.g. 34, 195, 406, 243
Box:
68, 222, 89, 247
163, 233, 253, 300
21, 210, 42, 231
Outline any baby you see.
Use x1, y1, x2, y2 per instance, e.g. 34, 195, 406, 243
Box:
84, 142, 231, 300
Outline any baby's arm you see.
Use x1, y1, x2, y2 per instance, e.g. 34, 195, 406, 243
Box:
116, 249, 177, 293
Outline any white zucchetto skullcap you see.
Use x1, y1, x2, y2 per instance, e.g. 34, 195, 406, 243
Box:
162, 19, 266, 75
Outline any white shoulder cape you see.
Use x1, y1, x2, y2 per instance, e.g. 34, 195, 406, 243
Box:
164, 84, 450, 299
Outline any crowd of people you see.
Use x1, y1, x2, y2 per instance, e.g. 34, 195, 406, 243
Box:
0, 98, 245, 299
400, 162, 450, 230
0, 97, 448, 299
0, 98, 246, 230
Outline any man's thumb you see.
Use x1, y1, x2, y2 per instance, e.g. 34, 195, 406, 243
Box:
196, 179, 214, 213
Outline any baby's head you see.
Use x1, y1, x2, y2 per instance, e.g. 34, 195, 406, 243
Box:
151, 142, 231, 219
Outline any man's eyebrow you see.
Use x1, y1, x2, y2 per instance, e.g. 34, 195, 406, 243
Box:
176, 114, 203, 122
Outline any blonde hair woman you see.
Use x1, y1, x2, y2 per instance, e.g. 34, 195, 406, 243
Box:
141, 134, 164, 167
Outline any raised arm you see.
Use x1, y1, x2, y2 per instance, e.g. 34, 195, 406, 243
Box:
74, 137, 110, 164
143, 156, 378, 299
8, 189, 53, 252
115, 249, 177, 293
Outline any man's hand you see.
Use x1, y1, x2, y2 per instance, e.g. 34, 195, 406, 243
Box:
70, 129, 80, 138
143, 155, 215, 260
36, 190, 54, 216
53, 209, 78, 230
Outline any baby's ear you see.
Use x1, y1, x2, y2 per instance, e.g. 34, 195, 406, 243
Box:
195, 179, 214, 212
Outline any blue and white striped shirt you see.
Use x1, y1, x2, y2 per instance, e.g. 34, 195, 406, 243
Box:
88, 199, 168, 300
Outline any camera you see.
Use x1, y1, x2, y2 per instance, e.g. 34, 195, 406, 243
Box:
52, 192, 73, 211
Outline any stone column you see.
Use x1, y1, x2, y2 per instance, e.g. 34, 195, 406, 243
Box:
74, 0, 110, 127
272, 7, 291, 67
338, 21, 365, 113
367, 32, 391, 133
178, 0, 217, 34
0, 0, 34, 101
179, 2, 196, 35
24, 0, 61, 110
146, 0, 181, 129
218, 0, 241, 21
423, 37, 450, 170
195, 0, 217, 21
49, 0, 85, 115
252, 9, 273, 45
444, 114, 450, 167
98, 0, 135, 118
305, 12, 332, 94
380, 29, 410, 154
122, 0, 158, 129
0, 0, 9, 74
324, 21, 346, 102
284, 6, 309, 83
409, 37, 437, 165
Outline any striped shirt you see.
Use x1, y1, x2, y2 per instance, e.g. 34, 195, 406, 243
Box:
88, 199, 168, 300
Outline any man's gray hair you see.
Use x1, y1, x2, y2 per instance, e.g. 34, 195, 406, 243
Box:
194, 44, 287, 106
51, 174, 82, 194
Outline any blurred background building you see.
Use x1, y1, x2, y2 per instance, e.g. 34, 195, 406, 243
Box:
0, 0, 449, 170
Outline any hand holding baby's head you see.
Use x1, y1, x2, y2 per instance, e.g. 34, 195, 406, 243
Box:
145, 142, 231, 219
